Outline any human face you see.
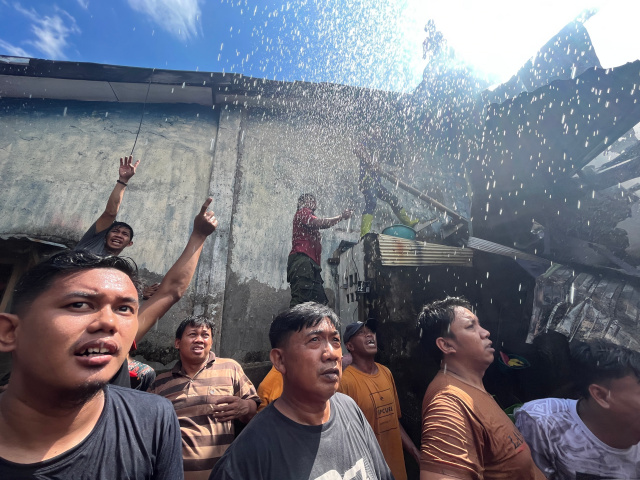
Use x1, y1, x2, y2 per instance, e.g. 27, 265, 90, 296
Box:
10, 268, 138, 392
346, 326, 377, 358
607, 374, 640, 443
279, 317, 342, 403
446, 307, 494, 367
305, 198, 317, 212
105, 226, 133, 254
175, 325, 212, 365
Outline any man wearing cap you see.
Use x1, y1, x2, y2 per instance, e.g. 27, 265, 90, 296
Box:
75, 155, 139, 256
339, 320, 420, 480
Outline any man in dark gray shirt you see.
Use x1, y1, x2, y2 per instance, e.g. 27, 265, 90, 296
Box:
210, 302, 393, 480
75, 155, 139, 256
0, 250, 183, 479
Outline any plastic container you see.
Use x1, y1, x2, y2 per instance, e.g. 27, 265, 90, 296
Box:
498, 352, 530, 373
381, 224, 416, 240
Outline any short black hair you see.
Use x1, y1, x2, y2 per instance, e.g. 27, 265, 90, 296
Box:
571, 339, 640, 399
269, 302, 341, 349
175, 316, 215, 340
297, 193, 315, 210
417, 296, 472, 362
108, 221, 134, 240
11, 250, 141, 315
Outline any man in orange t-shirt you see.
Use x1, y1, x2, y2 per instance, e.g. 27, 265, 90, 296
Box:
416, 297, 545, 480
338, 321, 420, 480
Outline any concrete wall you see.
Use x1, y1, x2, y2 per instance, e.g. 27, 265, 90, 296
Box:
0, 98, 217, 352
0, 96, 390, 365
219, 108, 362, 360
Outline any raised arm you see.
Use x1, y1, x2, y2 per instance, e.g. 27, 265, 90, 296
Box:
95, 156, 140, 233
307, 209, 352, 229
136, 198, 218, 343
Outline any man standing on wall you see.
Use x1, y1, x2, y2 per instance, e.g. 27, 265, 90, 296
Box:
339, 320, 420, 480
287, 193, 352, 307
75, 155, 139, 256
150, 317, 259, 480
355, 127, 418, 237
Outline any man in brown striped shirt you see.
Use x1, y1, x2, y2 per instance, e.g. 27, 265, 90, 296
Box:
150, 317, 259, 480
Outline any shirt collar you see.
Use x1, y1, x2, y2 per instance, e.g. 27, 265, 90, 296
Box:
172, 351, 216, 375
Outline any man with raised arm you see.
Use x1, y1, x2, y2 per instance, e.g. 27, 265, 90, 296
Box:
287, 193, 352, 307
75, 155, 140, 256
355, 127, 418, 237
109, 197, 219, 388
0, 251, 183, 479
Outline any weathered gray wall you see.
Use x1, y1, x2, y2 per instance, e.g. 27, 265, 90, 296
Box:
219, 109, 362, 360
0, 98, 217, 351
0, 96, 384, 365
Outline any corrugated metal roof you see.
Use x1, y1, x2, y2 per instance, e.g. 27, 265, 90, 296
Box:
467, 236, 549, 265
377, 234, 473, 267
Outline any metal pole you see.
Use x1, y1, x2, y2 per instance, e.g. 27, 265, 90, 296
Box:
377, 169, 469, 223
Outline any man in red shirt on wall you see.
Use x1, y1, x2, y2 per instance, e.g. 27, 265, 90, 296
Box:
287, 193, 352, 307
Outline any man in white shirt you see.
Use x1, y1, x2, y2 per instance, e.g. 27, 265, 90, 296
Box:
515, 339, 640, 480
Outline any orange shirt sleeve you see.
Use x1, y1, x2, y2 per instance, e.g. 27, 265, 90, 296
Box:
256, 366, 283, 413
420, 392, 483, 480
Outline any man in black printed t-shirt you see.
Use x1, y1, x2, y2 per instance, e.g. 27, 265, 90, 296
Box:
0, 250, 183, 479
210, 302, 393, 480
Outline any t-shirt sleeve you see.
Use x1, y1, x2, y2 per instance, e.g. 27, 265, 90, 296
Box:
514, 408, 556, 478
74, 221, 111, 255
420, 393, 482, 480
256, 379, 271, 412
232, 361, 260, 403
75, 222, 99, 249
153, 399, 185, 480
297, 208, 316, 227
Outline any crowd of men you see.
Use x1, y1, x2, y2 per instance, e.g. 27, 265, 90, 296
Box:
0, 156, 639, 479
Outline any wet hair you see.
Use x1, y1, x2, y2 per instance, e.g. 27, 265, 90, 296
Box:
108, 221, 134, 240
417, 296, 472, 362
269, 302, 341, 349
175, 316, 215, 340
571, 339, 640, 399
11, 250, 141, 315
297, 193, 316, 210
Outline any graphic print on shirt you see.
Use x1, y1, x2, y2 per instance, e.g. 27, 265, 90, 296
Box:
314, 458, 369, 480
368, 387, 397, 433
507, 428, 526, 452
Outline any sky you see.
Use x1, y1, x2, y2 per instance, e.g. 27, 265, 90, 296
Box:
1, 0, 640, 93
